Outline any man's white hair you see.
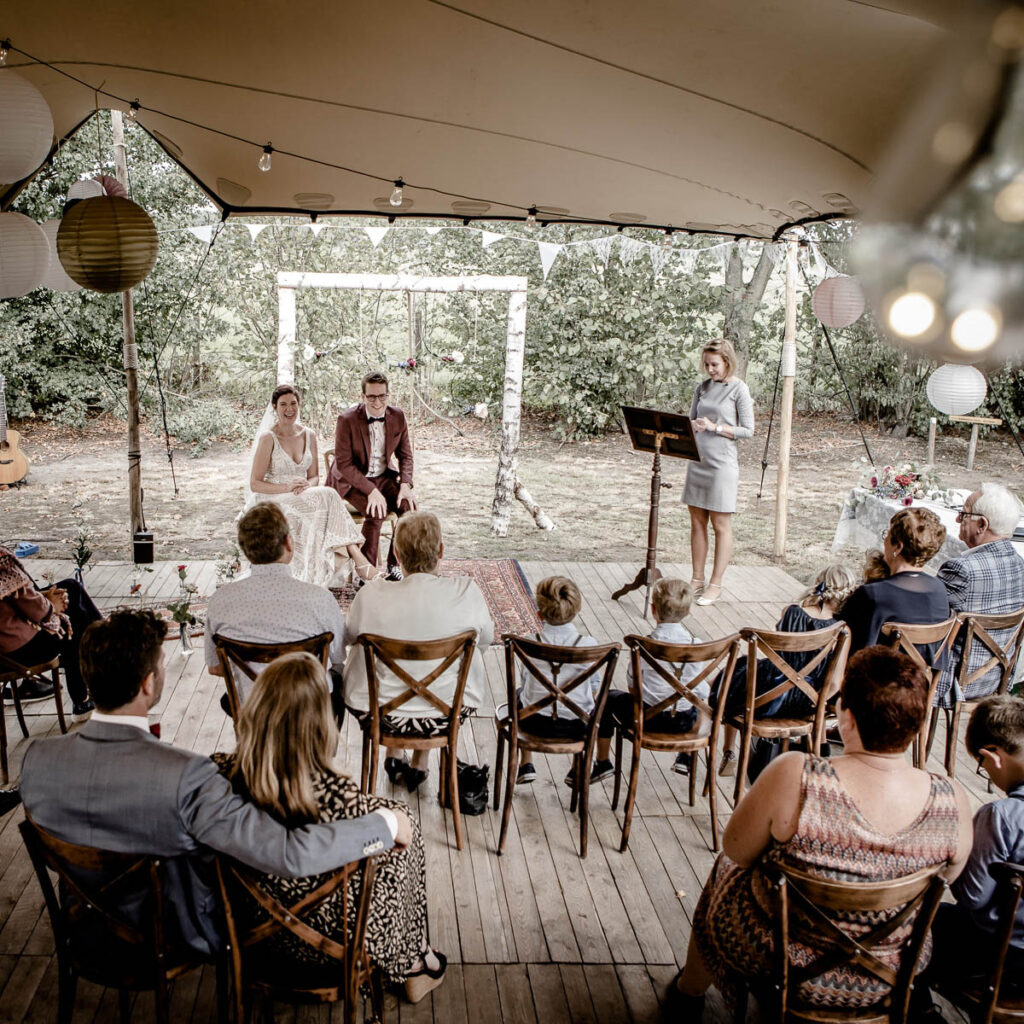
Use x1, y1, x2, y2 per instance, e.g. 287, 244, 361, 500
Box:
973, 482, 1023, 537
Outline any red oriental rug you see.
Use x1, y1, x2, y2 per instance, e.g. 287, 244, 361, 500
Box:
330, 558, 540, 644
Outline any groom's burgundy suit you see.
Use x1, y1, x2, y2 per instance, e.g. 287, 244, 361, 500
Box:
326, 403, 414, 568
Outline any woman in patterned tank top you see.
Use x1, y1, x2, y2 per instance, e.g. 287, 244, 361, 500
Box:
668, 646, 974, 1018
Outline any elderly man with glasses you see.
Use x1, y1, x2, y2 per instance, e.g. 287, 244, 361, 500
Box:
934, 482, 1024, 707
327, 371, 417, 576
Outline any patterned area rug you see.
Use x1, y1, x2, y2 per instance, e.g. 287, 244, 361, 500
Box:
330, 558, 540, 644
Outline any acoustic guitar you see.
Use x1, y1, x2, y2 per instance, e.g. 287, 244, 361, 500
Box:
0, 375, 30, 486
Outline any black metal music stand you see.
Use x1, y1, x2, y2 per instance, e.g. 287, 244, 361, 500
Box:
611, 406, 700, 617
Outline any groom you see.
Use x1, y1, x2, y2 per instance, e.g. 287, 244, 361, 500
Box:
327, 371, 417, 572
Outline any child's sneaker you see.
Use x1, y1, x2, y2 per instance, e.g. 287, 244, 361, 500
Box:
590, 759, 615, 783
672, 752, 690, 776
719, 749, 737, 776
516, 763, 537, 785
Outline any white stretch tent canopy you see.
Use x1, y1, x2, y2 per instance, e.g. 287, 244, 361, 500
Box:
0, 0, 1012, 237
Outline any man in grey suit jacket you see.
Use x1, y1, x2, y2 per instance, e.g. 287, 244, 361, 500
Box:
20, 609, 412, 958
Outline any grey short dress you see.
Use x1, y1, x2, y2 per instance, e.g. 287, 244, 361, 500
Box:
683, 378, 754, 514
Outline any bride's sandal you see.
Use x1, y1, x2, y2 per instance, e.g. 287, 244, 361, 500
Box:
689, 578, 706, 597
404, 950, 447, 1003
695, 583, 723, 606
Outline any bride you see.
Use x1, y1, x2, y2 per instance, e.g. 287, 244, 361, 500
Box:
248, 384, 377, 587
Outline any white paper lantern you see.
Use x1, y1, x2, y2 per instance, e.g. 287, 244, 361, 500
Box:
66, 178, 107, 204
0, 212, 50, 297
39, 219, 82, 293
926, 363, 988, 416
812, 275, 866, 328
0, 72, 54, 184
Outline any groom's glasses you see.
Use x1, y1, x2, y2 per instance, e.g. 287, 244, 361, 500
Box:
364, 391, 388, 405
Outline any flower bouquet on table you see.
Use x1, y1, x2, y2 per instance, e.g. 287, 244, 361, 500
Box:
167, 564, 199, 656
862, 462, 942, 506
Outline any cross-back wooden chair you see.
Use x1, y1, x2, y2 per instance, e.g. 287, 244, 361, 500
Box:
0, 650, 67, 782
20, 814, 224, 1024
933, 861, 1024, 1024
494, 634, 620, 858
215, 854, 382, 1024
613, 633, 741, 853
734, 861, 947, 1024
358, 629, 477, 851
931, 606, 1024, 778
879, 616, 961, 769
212, 631, 334, 728
727, 622, 851, 803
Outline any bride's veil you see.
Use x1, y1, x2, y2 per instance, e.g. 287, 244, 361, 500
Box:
243, 402, 277, 511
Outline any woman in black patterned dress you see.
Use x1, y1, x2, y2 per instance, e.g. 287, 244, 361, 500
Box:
212, 652, 446, 1003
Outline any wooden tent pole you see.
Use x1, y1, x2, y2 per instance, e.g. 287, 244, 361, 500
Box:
773, 237, 799, 561
110, 111, 145, 547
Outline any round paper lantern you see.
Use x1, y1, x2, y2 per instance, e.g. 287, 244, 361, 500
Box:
57, 196, 159, 293
0, 72, 54, 183
39, 219, 82, 293
926, 363, 988, 416
64, 178, 107, 214
812, 275, 866, 328
94, 174, 128, 198
0, 211, 50, 297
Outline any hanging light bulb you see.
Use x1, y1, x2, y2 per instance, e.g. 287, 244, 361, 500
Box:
389, 179, 404, 207
258, 145, 273, 173
0, 40, 9, 66
887, 291, 937, 339
525, 206, 538, 230
126, 100, 140, 121
662, 229, 673, 248
950, 307, 1000, 353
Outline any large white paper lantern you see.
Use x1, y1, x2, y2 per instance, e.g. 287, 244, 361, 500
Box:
926, 363, 988, 416
0, 212, 50, 297
0, 72, 54, 184
57, 196, 158, 293
812, 275, 866, 328
65, 178, 107, 205
39, 219, 82, 293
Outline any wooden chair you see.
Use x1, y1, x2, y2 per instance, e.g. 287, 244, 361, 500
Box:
931, 606, 1024, 778
20, 814, 223, 1024
215, 854, 382, 1024
357, 630, 477, 851
933, 861, 1024, 1024
613, 633, 741, 853
727, 622, 851, 803
0, 651, 68, 784
879, 616, 961, 769
494, 634, 620, 858
735, 861, 946, 1024
212, 631, 334, 728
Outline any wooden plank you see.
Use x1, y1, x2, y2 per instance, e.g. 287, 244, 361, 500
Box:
526, 964, 571, 1024
616, 964, 663, 1024
494, 964, 536, 1024
582, 963, 630, 1022
0, 954, 49, 1024
459, 965, 502, 1024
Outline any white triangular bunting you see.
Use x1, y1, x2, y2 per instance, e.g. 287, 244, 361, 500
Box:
810, 242, 827, 276
187, 225, 214, 243
309, 223, 326, 236
590, 236, 614, 267
425, 226, 443, 236
481, 231, 504, 247
364, 226, 389, 248
648, 246, 668, 277
676, 249, 698, 275
537, 241, 563, 280
618, 237, 644, 268
246, 224, 269, 242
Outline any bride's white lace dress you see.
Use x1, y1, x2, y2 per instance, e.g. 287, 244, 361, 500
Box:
254, 429, 363, 586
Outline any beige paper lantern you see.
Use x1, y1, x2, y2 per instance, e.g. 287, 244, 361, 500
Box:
0, 72, 54, 183
926, 363, 987, 416
0, 211, 50, 298
56, 196, 159, 293
65, 178, 106, 204
812, 275, 866, 328
39, 219, 82, 293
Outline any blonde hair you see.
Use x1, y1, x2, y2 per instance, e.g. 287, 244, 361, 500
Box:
702, 337, 738, 378
863, 549, 889, 582
535, 576, 582, 626
393, 511, 442, 575
233, 652, 338, 824
651, 578, 692, 622
799, 563, 859, 612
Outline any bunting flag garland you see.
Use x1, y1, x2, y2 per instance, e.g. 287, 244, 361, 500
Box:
648, 245, 669, 277
364, 226, 389, 248
480, 231, 504, 248
187, 225, 214, 243
424, 226, 443, 236
590, 235, 614, 267
676, 248, 698, 275
617, 236, 645, 268
246, 223, 269, 242
309, 223, 326, 236
537, 241, 563, 280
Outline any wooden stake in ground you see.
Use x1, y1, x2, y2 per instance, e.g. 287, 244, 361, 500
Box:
111, 111, 144, 545
773, 238, 799, 561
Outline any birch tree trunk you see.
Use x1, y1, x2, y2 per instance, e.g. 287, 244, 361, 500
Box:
514, 476, 555, 530
491, 290, 527, 536
722, 242, 779, 376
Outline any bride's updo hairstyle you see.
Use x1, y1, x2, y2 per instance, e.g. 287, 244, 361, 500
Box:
271, 383, 301, 407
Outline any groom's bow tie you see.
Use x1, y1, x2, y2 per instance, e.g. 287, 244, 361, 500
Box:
367, 416, 385, 423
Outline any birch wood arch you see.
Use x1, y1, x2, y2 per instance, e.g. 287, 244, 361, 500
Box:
276, 272, 553, 536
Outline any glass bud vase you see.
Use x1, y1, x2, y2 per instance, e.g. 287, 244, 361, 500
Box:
178, 622, 194, 658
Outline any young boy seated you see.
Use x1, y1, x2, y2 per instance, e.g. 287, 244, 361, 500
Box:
515, 576, 599, 786
589, 578, 706, 781
922, 694, 1024, 1004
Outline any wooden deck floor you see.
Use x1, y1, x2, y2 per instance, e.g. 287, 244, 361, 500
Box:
0, 560, 991, 1023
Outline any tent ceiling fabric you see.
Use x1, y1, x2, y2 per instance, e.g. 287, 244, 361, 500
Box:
0, 0, 1007, 237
